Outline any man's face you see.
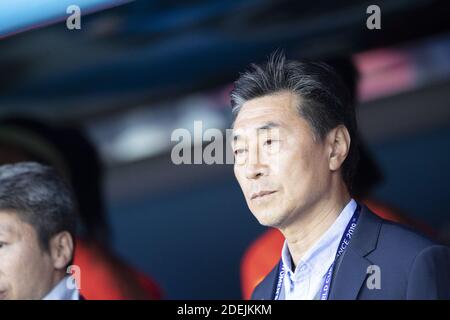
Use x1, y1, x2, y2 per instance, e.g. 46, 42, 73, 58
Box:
0, 211, 54, 300
232, 91, 331, 228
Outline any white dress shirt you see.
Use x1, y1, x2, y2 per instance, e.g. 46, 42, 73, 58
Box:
43, 276, 80, 300
280, 199, 357, 300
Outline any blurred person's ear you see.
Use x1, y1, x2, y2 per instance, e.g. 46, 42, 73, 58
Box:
49, 231, 74, 270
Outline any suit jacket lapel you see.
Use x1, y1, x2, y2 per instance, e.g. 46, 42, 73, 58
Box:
328, 248, 372, 299
258, 262, 280, 300
251, 260, 281, 300
328, 205, 383, 300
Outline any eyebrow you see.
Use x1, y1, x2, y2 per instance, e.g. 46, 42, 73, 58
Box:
257, 121, 280, 131
233, 121, 280, 142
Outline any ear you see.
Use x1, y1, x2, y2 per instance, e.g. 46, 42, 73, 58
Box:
327, 125, 351, 172
48, 231, 74, 270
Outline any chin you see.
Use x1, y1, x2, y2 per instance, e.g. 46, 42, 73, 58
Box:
252, 208, 285, 228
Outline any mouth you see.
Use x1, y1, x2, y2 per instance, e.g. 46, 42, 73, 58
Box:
0, 290, 7, 300
251, 190, 277, 200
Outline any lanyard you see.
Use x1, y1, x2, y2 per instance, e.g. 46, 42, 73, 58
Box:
273, 205, 360, 300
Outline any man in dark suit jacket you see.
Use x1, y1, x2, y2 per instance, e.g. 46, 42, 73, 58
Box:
229, 52, 450, 300
252, 204, 450, 299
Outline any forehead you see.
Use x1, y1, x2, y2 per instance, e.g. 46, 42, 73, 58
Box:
233, 91, 302, 132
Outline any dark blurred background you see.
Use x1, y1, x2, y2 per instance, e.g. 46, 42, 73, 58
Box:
0, 0, 450, 299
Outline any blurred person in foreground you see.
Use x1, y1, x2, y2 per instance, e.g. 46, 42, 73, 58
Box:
0, 162, 81, 300
230, 51, 450, 300
0, 118, 162, 299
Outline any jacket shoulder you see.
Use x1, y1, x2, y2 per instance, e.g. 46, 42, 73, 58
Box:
377, 218, 438, 254
367, 212, 447, 274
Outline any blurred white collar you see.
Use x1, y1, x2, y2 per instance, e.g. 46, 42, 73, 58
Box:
43, 276, 80, 300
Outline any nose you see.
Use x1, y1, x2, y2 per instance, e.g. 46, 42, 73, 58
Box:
245, 147, 269, 179
245, 163, 269, 179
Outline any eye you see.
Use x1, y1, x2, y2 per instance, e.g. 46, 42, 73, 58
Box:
0, 242, 7, 249
264, 139, 278, 146
234, 148, 247, 156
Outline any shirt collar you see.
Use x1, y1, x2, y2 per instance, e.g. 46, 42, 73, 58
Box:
43, 276, 80, 300
281, 199, 357, 281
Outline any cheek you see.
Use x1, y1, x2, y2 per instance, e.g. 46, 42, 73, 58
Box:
234, 165, 247, 192
0, 244, 33, 294
1, 243, 30, 275
3, 242, 52, 297
277, 141, 327, 190
233, 164, 240, 181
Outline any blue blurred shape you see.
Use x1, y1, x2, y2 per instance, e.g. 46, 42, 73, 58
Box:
0, 0, 132, 37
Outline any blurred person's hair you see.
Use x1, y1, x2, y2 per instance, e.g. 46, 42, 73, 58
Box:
0, 162, 78, 255
230, 51, 359, 192
0, 118, 109, 243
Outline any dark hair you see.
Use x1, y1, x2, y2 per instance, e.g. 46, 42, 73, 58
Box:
0, 162, 77, 252
230, 51, 359, 191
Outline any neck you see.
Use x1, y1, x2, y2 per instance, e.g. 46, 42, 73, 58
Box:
279, 182, 351, 268
50, 271, 66, 291
39, 271, 66, 300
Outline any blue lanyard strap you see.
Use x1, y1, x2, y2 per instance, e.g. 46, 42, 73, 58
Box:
273, 204, 361, 300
